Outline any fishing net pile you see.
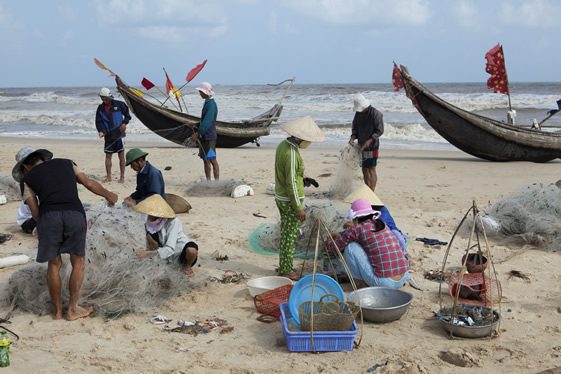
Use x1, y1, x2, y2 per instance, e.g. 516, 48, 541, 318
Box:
249, 202, 347, 258
475, 183, 561, 250
8, 204, 190, 317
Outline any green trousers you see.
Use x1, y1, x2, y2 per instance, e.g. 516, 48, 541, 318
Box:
276, 199, 301, 274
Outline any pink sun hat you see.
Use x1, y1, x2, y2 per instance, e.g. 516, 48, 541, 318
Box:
196, 82, 214, 97
346, 198, 381, 220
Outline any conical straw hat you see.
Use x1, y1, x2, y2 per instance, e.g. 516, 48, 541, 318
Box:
280, 116, 325, 142
164, 193, 192, 214
133, 194, 176, 218
343, 184, 384, 206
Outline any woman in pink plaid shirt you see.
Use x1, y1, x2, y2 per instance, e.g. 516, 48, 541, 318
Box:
325, 198, 409, 289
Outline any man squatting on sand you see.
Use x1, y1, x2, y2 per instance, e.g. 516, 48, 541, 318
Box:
13, 146, 117, 320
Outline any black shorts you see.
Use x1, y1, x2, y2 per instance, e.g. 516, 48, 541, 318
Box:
180, 241, 199, 266
104, 138, 125, 154
198, 139, 217, 160
36, 210, 87, 263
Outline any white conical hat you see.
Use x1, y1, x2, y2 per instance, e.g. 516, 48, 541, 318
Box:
343, 184, 384, 206
133, 194, 176, 218
280, 116, 325, 142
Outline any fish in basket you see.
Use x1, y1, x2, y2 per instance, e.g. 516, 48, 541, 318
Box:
298, 294, 360, 331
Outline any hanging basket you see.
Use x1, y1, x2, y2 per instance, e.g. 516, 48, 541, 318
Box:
298, 294, 360, 331
447, 273, 502, 306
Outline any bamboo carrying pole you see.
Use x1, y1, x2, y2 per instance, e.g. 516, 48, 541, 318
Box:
300, 218, 364, 352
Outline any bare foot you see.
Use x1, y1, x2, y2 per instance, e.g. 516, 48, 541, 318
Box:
103, 177, 112, 183
118, 178, 125, 184
184, 266, 194, 277
66, 304, 93, 321
53, 312, 63, 320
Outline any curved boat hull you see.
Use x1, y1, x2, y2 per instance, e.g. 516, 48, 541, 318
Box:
399, 66, 561, 162
116, 76, 283, 148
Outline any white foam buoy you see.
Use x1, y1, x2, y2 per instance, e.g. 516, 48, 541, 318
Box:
0, 254, 31, 268
0, 194, 7, 205
231, 185, 254, 198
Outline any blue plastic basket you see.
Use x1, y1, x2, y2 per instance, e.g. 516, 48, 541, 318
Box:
279, 303, 357, 352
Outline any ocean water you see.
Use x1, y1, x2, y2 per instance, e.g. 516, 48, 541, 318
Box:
1, 81, 560, 151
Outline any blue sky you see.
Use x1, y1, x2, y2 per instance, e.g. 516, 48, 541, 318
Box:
1, 0, 560, 87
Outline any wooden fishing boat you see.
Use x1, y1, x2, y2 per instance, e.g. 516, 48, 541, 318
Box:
115, 76, 283, 148
398, 66, 561, 162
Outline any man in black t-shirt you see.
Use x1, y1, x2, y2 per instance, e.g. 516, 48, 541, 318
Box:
13, 147, 118, 321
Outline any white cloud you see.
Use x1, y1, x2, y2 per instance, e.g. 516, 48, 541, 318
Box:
454, 0, 481, 29
282, 0, 431, 26
94, 0, 228, 42
499, 0, 561, 28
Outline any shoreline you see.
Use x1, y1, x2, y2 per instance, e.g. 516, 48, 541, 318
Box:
0, 133, 459, 153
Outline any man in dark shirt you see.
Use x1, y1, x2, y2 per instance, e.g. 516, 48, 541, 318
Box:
190, 82, 219, 181
13, 146, 118, 320
95, 87, 131, 183
123, 148, 165, 206
349, 94, 384, 191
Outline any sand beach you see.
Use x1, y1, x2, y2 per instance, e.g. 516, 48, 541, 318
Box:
0, 136, 560, 373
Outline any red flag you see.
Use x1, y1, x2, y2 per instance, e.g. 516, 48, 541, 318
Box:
141, 77, 155, 90
164, 70, 181, 98
186, 59, 208, 82
392, 63, 404, 92
485, 44, 509, 95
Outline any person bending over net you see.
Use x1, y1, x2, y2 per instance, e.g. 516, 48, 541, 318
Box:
133, 194, 199, 276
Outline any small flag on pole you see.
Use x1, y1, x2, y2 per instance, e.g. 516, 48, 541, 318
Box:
164, 70, 181, 99
93, 58, 116, 77
141, 77, 155, 90
485, 44, 509, 95
392, 63, 404, 92
130, 88, 145, 97
186, 59, 208, 83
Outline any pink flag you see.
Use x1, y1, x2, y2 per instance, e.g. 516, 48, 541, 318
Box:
186, 59, 208, 82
